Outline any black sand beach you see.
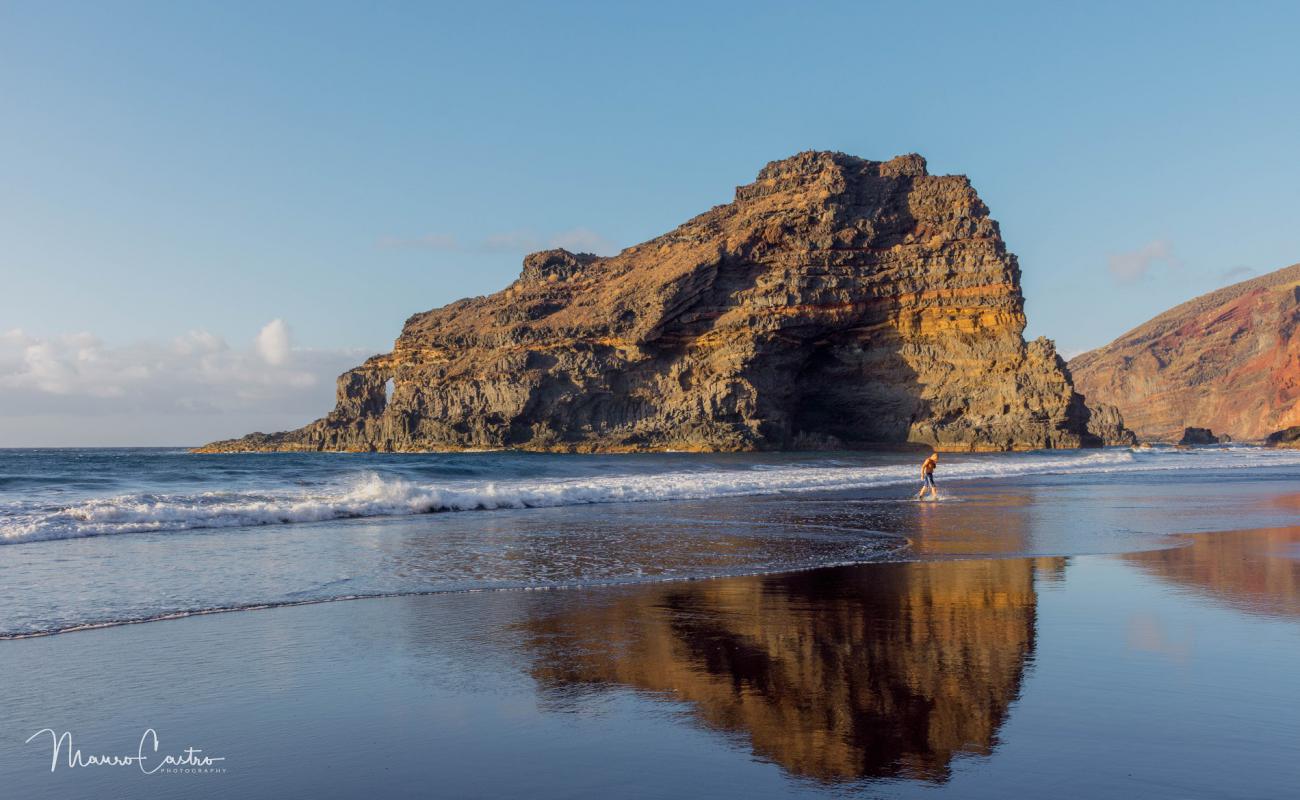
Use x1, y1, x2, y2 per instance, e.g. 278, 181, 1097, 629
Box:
4, 523, 1298, 799
9, 3, 1300, 797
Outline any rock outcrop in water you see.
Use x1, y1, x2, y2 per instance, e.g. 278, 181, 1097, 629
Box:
1070, 263, 1300, 442
1266, 426, 1300, 448
199, 151, 1132, 453
1179, 427, 1228, 445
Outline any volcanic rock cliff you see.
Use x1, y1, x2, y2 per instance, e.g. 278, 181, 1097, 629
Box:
200, 151, 1131, 453
1069, 263, 1300, 442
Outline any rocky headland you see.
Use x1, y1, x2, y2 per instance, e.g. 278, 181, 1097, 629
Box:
1179, 427, 1230, 446
1266, 426, 1300, 448
1070, 263, 1300, 442
199, 151, 1131, 453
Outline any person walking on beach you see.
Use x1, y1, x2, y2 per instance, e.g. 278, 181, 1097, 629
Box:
916, 452, 939, 500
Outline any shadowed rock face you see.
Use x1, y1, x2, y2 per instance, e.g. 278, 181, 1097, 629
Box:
1070, 263, 1300, 442
199, 151, 1131, 453
521, 558, 1055, 784
1267, 425, 1300, 447
1179, 427, 1228, 445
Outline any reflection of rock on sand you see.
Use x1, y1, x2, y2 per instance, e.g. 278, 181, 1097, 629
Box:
906, 491, 1034, 556
1123, 526, 1300, 619
523, 556, 1062, 784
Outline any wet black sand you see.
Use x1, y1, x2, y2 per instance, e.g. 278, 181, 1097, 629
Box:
3, 525, 1298, 799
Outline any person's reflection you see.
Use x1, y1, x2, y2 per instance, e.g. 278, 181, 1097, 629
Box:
522, 556, 1061, 784
904, 490, 1036, 556
1123, 526, 1300, 619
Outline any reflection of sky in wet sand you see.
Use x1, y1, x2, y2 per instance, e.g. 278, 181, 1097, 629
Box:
4, 528, 1300, 798
519, 556, 1063, 784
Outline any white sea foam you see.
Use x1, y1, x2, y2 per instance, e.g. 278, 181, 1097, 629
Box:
4, 446, 1299, 544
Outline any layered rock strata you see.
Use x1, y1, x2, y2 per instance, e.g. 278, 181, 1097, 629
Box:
200, 151, 1131, 453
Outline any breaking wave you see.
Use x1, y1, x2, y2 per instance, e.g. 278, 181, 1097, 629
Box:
4, 446, 1299, 544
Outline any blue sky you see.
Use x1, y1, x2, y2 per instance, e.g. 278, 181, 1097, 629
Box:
2, 1, 1298, 444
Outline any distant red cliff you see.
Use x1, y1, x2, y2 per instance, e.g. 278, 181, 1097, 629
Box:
1070, 263, 1300, 441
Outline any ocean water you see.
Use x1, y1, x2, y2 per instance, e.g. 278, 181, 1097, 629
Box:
3, 445, 1300, 638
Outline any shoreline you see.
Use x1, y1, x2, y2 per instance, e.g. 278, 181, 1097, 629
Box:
4, 525, 1297, 799
6, 444, 1291, 548
7, 452, 1300, 641
0, 522, 1255, 643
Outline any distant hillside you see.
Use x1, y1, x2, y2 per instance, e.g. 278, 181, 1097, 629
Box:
1069, 263, 1300, 441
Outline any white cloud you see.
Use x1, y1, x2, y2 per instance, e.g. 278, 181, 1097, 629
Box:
171, 329, 227, 357
1107, 239, 1179, 283
0, 325, 363, 446
255, 319, 291, 365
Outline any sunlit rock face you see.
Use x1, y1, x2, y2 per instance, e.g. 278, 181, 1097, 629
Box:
521, 558, 1060, 784
200, 151, 1129, 453
1070, 262, 1300, 442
